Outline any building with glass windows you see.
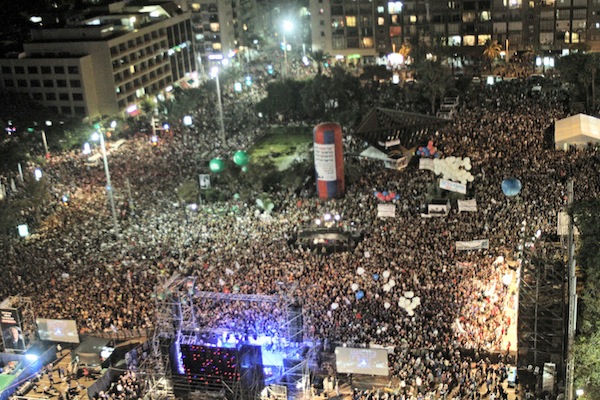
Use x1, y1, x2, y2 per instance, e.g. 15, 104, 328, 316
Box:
310, 0, 600, 64
0, 1, 196, 118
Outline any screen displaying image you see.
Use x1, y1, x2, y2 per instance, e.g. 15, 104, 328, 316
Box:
335, 347, 389, 376
36, 319, 80, 343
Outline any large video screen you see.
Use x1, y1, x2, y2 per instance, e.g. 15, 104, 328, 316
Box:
36, 319, 80, 343
335, 347, 389, 376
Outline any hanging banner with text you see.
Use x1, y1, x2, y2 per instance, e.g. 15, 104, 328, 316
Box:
456, 239, 489, 251
419, 158, 435, 172
439, 179, 467, 194
384, 157, 408, 171
377, 204, 396, 218
458, 199, 478, 212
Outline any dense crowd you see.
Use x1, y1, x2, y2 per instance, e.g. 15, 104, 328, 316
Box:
0, 67, 596, 399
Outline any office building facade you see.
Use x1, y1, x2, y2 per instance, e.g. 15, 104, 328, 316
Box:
310, 0, 599, 63
0, 1, 196, 118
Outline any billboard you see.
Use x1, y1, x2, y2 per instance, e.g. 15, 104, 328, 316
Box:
335, 347, 389, 376
36, 319, 80, 344
1, 308, 25, 351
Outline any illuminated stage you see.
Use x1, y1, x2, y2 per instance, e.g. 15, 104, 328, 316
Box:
147, 276, 311, 399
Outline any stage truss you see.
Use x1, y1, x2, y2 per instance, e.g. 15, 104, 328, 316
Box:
146, 274, 312, 400
141, 273, 197, 399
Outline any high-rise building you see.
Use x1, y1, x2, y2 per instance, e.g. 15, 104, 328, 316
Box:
0, 1, 196, 118
309, 0, 391, 63
310, 0, 595, 64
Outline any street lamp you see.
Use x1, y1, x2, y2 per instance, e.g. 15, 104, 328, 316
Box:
92, 125, 119, 234
210, 66, 226, 143
282, 20, 293, 79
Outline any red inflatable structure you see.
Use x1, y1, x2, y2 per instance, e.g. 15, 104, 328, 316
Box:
313, 122, 345, 199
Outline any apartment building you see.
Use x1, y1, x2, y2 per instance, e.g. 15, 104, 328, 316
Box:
310, 0, 391, 63
0, 1, 196, 118
311, 0, 598, 63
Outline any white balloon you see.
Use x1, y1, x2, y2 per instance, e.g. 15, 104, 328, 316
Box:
413, 297, 421, 306
351, 283, 359, 292
405, 291, 414, 299
389, 279, 396, 287
331, 302, 339, 310
383, 284, 391, 292
381, 326, 388, 332
357, 267, 365, 275
384, 301, 391, 309
407, 310, 415, 316
383, 270, 391, 279
398, 297, 407, 308
464, 157, 471, 164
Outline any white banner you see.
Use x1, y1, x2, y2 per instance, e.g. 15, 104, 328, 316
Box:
419, 158, 435, 171
384, 157, 408, 170
439, 179, 467, 194
314, 143, 337, 181
458, 199, 477, 212
377, 204, 396, 218
378, 139, 401, 148
456, 239, 489, 251
199, 174, 211, 189
557, 211, 579, 236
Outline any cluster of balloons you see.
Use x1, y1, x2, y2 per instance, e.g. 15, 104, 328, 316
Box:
398, 291, 421, 316
501, 177, 522, 197
416, 140, 440, 158
208, 150, 250, 174
374, 190, 400, 202
433, 156, 474, 184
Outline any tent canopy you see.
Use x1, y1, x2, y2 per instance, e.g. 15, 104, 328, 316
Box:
555, 113, 600, 149
354, 107, 450, 149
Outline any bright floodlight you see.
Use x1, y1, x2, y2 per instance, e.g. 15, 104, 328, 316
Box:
91, 132, 100, 141
183, 115, 193, 126
210, 66, 219, 77
45, 120, 52, 126
17, 224, 29, 238
110, 120, 117, 129
25, 354, 39, 361
576, 389, 584, 397
34, 168, 43, 181
82, 142, 91, 155
283, 20, 293, 32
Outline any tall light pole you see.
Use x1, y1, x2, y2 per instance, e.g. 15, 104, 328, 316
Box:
41, 130, 49, 156
92, 125, 119, 235
282, 20, 293, 79
210, 66, 226, 143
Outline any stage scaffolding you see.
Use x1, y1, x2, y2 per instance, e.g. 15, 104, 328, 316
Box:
141, 274, 197, 400
517, 239, 566, 372
147, 274, 311, 400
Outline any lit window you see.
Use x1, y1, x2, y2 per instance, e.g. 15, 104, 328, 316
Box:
363, 37, 374, 47
478, 34, 491, 45
130, 65, 135, 73
410, 15, 417, 23
210, 22, 220, 32
378, 6, 385, 13
212, 43, 222, 50
480, 11, 490, 20
463, 35, 476, 46
378, 17, 385, 25
388, 1, 403, 13
346, 16, 356, 27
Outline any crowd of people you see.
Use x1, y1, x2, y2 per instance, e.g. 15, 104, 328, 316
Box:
0, 64, 595, 400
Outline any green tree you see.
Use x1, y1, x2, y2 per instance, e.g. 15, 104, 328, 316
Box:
256, 79, 308, 120
309, 49, 330, 75
483, 40, 502, 72
571, 200, 600, 397
414, 60, 454, 114
176, 180, 200, 204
